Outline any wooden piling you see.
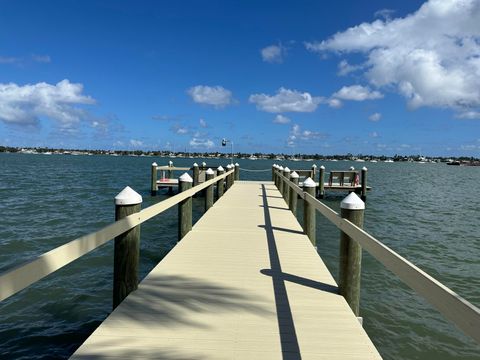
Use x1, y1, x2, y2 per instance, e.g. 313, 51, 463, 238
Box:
278, 166, 284, 194
168, 161, 174, 195
205, 168, 214, 211
234, 163, 240, 181
178, 173, 193, 241
113, 186, 142, 309
361, 167, 368, 202
273, 165, 279, 187
303, 177, 316, 246
192, 163, 199, 187
319, 165, 325, 199
150, 162, 157, 196
312, 164, 317, 180
339, 192, 364, 316
289, 171, 299, 216
283, 167, 290, 204
216, 166, 225, 199
271, 164, 275, 182
225, 165, 232, 191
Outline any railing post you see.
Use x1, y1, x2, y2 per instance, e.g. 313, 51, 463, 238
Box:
178, 173, 193, 241
216, 166, 225, 199
339, 192, 365, 316
113, 186, 143, 309
289, 171, 299, 216
151, 162, 158, 196
192, 162, 199, 187
168, 161, 174, 195
273, 165, 279, 187
312, 164, 317, 180
271, 164, 275, 182
205, 168, 214, 211
278, 166, 284, 193
303, 177, 316, 247
361, 167, 368, 202
319, 165, 325, 199
234, 163, 240, 181
283, 167, 290, 204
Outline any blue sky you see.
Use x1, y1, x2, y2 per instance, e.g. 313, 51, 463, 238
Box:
1, 0, 479, 156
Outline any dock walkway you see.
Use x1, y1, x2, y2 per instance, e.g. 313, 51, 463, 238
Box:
71, 181, 381, 359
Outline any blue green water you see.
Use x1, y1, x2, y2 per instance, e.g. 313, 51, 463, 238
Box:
0, 153, 479, 359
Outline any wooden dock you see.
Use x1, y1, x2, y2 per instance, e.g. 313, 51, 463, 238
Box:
70, 181, 381, 359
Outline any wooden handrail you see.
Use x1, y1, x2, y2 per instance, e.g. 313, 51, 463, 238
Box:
276, 169, 480, 343
0, 169, 234, 303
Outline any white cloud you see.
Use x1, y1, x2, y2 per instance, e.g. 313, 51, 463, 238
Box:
0, 79, 95, 129
273, 114, 291, 124
337, 59, 363, 76
460, 144, 478, 151
31, 54, 51, 63
0, 56, 18, 64
199, 118, 208, 127
249, 87, 323, 113
189, 138, 215, 148
455, 111, 480, 119
305, 0, 480, 115
370, 131, 379, 138
129, 139, 143, 147
369, 112, 382, 121
187, 85, 233, 107
287, 123, 326, 147
170, 124, 189, 135
332, 85, 383, 101
374, 8, 396, 20
261, 44, 286, 63
327, 98, 343, 108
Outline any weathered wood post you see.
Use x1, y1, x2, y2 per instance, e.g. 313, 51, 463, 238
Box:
311, 164, 317, 180
113, 186, 143, 309
150, 162, 158, 196
339, 192, 365, 316
216, 165, 225, 199
289, 171, 299, 216
278, 166, 284, 193
361, 167, 368, 202
192, 162, 199, 187
168, 161, 174, 195
205, 168, 214, 211
273, 165, 279, 187
283, 167, 290, 204
234, 163, 240, 181
303, 177, 316, 247
225, 164, 232, 191
272, 164, 275, 182
319, 165, 325, 199
178, 173, 193, 241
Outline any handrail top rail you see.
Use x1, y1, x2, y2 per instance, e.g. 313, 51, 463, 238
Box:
0, 169, 234, 303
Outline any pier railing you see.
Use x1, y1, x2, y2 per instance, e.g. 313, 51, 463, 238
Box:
0, 168, 235, 307
273, 165, 480, 344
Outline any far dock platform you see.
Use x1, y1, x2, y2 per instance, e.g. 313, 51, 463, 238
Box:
70, 181, 381, 359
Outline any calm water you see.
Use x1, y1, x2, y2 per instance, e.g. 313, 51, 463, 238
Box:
0, 153, 479, 359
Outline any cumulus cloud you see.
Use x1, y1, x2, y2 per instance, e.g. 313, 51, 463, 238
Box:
455, 111, 480, 119
189, 138, 215, 148
337, 59, 363, 76
170, 124, 189, 135
327, 98, 343, 108
199, 118, 208, 128
261, 44, 286, 63
369, 112, 382, 121
0, 79, 95, 130
305, 0, 480, 116
129, 139, 143, 147
187, 85, 233, 107
374, 8, 396, 20
332, 85, 383, 101
249, 87, 323, 113
287, 123, 326, 147
273, 114, 291, 124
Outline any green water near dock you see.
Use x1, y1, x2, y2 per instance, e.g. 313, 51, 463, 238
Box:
0, 153, 479, 359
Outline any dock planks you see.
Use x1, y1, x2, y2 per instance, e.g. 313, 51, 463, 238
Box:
70, 181, 381, 359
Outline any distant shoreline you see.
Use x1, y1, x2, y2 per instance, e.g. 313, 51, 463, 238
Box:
1, 145, 479, 164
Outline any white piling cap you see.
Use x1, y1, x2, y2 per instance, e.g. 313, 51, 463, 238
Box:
193, 162, 198, 167
312, 164, 317, 168
278, 166, 284, 170
152, 162, 157, 166
206, 168, 214, 175
115, 186, 143, 205
168, 160, 173, 165
179, 172, 193, 183
290, 171, 299, 179
284, 167, 290, 172
217, 165, 224, 171
341, 192, 365, 210
235, 163, 239, 166
303, 177, 316, 188
226, 164, 231, 169
349, 166, 355, 170
202, 162, 206, 166
320, 165, 325, 170
362, 166, 368, 171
